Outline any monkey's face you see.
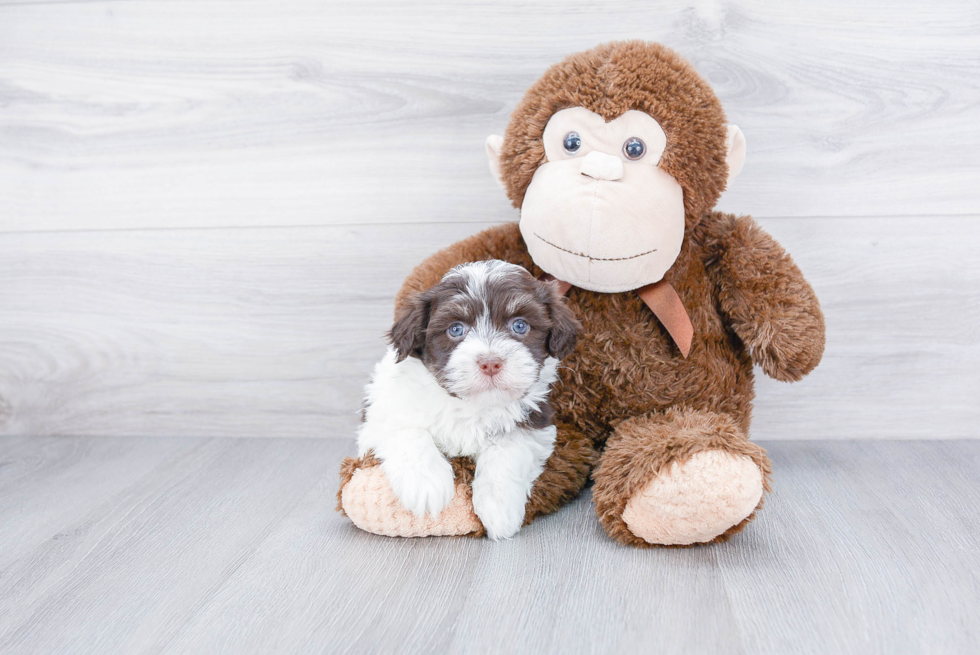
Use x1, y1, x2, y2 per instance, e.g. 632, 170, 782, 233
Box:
485, 43, 747, 294
516, 107, 686, 293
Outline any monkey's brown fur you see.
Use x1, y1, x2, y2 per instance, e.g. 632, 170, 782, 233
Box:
498, 41, 730, 231
593, 408, 772, 547
339, 41, 824, 546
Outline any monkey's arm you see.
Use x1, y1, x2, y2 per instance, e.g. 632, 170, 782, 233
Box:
698, 212, 825, 382
394, 222, 532, 314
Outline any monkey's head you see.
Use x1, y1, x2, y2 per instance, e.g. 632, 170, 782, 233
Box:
486, 41, 745, 293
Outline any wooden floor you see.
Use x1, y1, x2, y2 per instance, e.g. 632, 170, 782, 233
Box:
1, 437, 978, 654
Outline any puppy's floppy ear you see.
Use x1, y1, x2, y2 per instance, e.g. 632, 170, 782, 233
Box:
388, 290, 433, 362
541, 282, 581, 359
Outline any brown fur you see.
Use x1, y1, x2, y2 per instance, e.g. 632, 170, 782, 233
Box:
389, 262, 578, 386
377, 212, 817, 542
341, 41, 825, 546
592, 408, 773, 548
499, 41, 730, 232
523, 420, 597, 524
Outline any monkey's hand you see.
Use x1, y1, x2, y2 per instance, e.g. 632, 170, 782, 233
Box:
698, 212, 825, 382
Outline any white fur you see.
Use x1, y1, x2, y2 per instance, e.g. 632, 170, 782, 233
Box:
472, 424, 556, 540
442, 314, 540, 400
357, 347, 559, 540
438, 260, 545, 401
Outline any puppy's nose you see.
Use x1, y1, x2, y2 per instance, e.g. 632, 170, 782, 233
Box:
477, 356, 503, 377
580, 151, 624, 181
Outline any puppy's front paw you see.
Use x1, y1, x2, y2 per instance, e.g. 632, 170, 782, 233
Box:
382, 450, 456, 519
471, 487, 526, 541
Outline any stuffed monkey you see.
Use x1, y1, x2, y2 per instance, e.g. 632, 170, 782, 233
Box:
339, 41, 825, 547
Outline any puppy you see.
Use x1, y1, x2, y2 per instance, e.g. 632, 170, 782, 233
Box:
356, 260, 580, 540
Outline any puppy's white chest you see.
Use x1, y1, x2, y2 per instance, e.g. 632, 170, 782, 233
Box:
430, 407, 515, 458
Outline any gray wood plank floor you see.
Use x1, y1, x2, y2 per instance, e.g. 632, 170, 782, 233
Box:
1, 437, 977, 654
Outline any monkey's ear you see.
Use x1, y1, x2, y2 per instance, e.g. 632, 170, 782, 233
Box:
486, 135, 506, 189
388, 292, 432, 362
725, 125, 746, 190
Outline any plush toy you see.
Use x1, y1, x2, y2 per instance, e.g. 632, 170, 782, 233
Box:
338, 41, 825, 547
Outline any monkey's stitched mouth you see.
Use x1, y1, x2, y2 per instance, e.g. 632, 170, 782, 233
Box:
533, 233, 657, 262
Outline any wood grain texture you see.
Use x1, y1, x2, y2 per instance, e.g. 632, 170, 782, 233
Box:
1, 0, 979, 232
0, 436, 349, 654
1, 436, 978, 654
0, 436, 196, 570
1, 216, 977, 440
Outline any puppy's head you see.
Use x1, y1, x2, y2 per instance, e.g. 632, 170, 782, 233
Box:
390, 260, 580, 401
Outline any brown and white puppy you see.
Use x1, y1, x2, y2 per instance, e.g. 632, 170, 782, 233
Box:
356, 260, 580, 540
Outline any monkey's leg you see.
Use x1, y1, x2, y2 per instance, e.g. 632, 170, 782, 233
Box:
591, 408, 772, 547
337, 423, 594, 538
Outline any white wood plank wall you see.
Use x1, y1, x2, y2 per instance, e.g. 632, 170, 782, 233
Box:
1, 1, 978, 439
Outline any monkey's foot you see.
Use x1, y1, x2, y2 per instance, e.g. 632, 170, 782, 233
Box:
592, 408, 772, 547
337, 453, 483, 538
622, 450, 764, 546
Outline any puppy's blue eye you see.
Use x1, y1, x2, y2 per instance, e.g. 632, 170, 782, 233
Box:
511, 319, 529, 335
623, 137, 645, 160
563, 132, 581, 153
447, 322, 467, 338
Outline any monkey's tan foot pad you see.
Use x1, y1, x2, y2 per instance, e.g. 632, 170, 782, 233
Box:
622, 450, 764, 546
340, 465, 482, 538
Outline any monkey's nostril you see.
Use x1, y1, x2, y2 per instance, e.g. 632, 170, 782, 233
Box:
477, 356, 504, 376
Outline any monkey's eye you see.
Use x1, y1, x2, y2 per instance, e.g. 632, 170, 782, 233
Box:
623, 137, 646, 160
510, 318, 530, 335
447, 322, 468, 339
563, 132, 582, 153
